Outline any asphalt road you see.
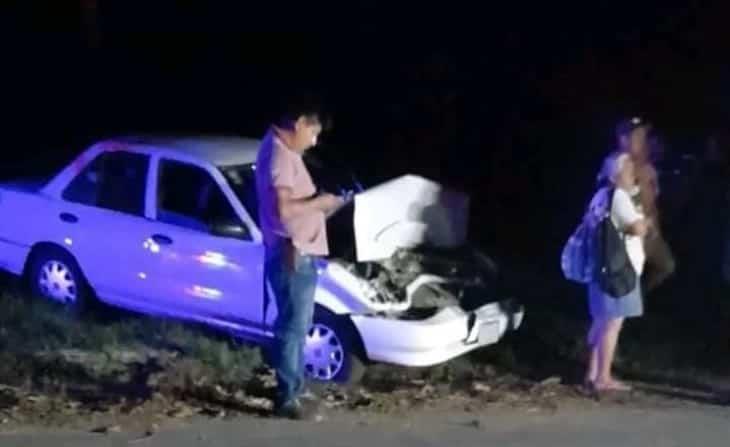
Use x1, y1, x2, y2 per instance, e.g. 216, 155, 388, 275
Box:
3, 402, 729, 447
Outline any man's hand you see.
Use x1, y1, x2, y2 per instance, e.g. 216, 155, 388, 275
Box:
317, 193, 345, 216
276, 187, 345, 220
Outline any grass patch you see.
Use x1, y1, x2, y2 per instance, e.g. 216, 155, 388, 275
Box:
0, 279, 263, 393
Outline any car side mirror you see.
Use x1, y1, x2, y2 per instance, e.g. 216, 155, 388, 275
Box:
210, 219, 251, 240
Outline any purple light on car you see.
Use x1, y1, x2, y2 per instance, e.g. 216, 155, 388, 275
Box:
197, 251, 228, 268
64, 237, 73, 246
143, 238, 160, 254
186, 285, 222, 300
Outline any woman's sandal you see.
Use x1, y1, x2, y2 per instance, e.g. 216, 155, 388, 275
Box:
593, 379, 632, 392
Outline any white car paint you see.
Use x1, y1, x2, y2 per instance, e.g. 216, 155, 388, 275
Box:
354, 174, 470, 262
352, 301, 523, 366
0, 136, 523, 374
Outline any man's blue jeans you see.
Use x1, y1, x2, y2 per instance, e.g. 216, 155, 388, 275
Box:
265, 244, 318, 409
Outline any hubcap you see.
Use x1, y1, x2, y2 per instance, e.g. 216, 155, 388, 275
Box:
38, 260, 77, 304
304, 323, 345, 381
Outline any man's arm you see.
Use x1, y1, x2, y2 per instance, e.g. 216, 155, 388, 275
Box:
275, 187, 343, 221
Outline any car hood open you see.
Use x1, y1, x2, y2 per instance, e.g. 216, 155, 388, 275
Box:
353, 175, 470, 262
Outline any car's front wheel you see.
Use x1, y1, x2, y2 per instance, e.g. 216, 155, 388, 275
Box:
304, 306, 366, 386
27, 246, 91, 313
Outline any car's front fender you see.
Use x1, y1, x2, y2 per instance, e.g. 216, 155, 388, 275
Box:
314, 261, 375, 315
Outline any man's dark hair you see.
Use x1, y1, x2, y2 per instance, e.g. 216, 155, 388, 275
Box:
274, 92, 332, 131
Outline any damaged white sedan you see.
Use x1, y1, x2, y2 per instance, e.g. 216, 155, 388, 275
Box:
0, 136, 524, 383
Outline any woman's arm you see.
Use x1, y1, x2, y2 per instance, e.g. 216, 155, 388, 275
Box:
613, 189, 649, 237
625, 218, 650, 237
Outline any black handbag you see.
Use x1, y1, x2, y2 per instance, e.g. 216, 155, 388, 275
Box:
593, 188, 637, 298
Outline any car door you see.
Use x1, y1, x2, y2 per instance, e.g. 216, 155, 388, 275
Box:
145, 157, 266, 334
57, 149, 163, 307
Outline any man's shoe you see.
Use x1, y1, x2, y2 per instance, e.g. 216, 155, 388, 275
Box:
273, 399, 323, 421
300, 387, 319, 402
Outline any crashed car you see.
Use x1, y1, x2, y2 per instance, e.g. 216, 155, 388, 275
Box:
0, 136, 524, 383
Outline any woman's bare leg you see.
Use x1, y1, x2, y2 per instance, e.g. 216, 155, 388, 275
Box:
595, 317, 631, 391
585, 319, 603, 384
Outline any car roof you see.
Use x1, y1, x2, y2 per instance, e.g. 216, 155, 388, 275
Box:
110, 135, 262, 167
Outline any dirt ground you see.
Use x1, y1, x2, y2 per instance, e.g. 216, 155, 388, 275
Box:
0, 348, 728, 437
1, 383, 729, 447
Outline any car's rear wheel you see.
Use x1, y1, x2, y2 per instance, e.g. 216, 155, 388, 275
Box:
27, 246, 91, 313
304, 306, 366, 386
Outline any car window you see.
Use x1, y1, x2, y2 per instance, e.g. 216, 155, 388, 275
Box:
220, 164, 259, 225
157, 159, 245, 235
62, 150, 149, 216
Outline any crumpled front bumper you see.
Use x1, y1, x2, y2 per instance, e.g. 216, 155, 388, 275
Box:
350, 299, 524, 367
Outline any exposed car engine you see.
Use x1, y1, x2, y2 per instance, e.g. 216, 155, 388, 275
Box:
335, 246, 503, 318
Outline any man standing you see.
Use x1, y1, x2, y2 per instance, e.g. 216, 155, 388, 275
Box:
615, 117, 676, 292
255, 98, 344, 420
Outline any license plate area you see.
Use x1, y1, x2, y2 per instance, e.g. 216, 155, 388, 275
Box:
477, 321, 500, 345
465, 319, 500, 345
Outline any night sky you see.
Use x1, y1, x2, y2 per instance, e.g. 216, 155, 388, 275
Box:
4, 1, 729, 265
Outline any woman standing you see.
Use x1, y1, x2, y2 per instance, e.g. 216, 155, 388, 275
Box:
585, 152, 650, 392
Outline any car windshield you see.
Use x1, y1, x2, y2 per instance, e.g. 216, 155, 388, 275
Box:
219, 163, 259, 225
